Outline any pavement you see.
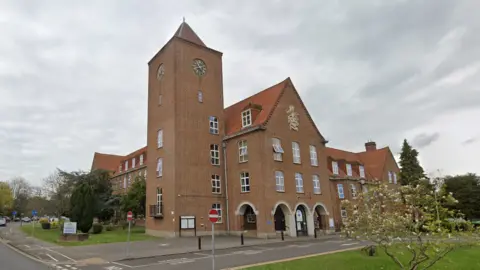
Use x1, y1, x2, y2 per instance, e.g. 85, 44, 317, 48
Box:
0, 223, 364, 270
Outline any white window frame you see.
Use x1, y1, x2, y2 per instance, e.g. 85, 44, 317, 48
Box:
198, 90, 203, 103
211, 175, 221, 194
275, 171, 285, 192
272, 138, 284, 161
156, 158, 163, 177
156, 188, 162, 215
209, 116, 219, 134
388, 171, 393, 183
313, 175, 321, 194
332, 161, 339, 175
158, 94, 162, 105
337, 184, 345, 199
295, 173, 304, 193
346, 164, 352, 176
144, 169, 147, 178
210, 144, 220, 165
292, 142, 301, 164
123, 176, 127, 189
359, 165, 365, 178
124, 160, 128, 171
119, 165, 122, 172
140, 154, 144, 166
341, 208, 347, 218
309, 145, 318, 166
393, 172, 397, 184
238, 140, 248, 163
350, 184, 357, 198
212, 203, 222, 223
132, 157, 136, 168
241, 109, 252, 127
240, 172, 250, 193
157, 129, 163, 148
127, 174, 131, 186
362, 185, 369, 193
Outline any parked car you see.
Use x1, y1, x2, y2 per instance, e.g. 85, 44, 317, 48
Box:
21, 217, 31, 223
4, 216, 11, 222
0, 217, 6, 227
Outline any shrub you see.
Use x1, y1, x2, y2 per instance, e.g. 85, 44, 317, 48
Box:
51, 221, 59, 229
41, 222, 51, 230
105, 224, 115, 231
58, 219, 65, 231
92, 223, 103, 234
39, 218, 49, 224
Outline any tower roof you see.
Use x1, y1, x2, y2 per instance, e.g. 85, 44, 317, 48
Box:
173, 21, 206, 47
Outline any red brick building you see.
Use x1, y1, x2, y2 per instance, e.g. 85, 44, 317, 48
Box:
91, 21, 400, 238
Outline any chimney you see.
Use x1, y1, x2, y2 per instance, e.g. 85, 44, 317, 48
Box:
365, 141, 377, 151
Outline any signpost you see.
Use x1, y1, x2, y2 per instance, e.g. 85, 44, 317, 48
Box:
63, 222, 77, 235
31, 210, 37, 237
126, 211, 133, 257
209, 209, 219, 270
12, 211, 16, 222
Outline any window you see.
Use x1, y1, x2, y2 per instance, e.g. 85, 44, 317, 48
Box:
158, 94, 162, 105
132, 157, 136, 168
393, 172, 397, 184
198, 90, 203, 103
359, 165, 365, 178
388, 171, 393, 183
156, 188, 162, 215
362, 185, 368, 193
140, 154, 144, 166
240, 172, 250, 192
127, 174, 131, 187
275, 171, 285, 192
212, 203, 222, 223
211, 175, 221, 194
119, 165, 122, 172
337, 184, 345, 199
123, 176, 127, 189
144, 169, 147, 178
124, 160, 128, 171
156, 158, 163, 177
295, 173, 304, 193
210, 144, 220, 165
309, 145, 318, 166
292, 142, 301, 164
313, 175, 321, 194
350, 184, 357, 198
341, 208, 347, 218
157, 129, 163, 148
238, 140, 248, 163
272, 138, 284, 161
346, 164, 352, 176
241, 109, 252, 127
332, 161, 339, 175
209, 116, 219, 134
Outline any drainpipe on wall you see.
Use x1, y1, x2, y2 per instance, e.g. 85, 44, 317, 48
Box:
222, 141, 230, 234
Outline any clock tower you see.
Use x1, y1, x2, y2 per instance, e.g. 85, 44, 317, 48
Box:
146, 21, 226, 237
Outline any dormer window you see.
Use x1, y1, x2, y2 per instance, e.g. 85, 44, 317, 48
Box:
332, 161, 339, 175
242, 109, 252, 127
124, 160, 128, 171
359, 165, 365, 178
140, 154, 144, 166
346, 164, 352, 176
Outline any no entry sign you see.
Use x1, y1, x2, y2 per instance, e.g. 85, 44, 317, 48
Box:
208, 209, 219, 223
127, 211, 133, 221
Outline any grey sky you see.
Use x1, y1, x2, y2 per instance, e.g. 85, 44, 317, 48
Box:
1, 0, 479, 185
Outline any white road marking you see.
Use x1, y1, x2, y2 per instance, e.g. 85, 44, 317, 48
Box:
23, 245, 31, 249
45, 253, 59, 262
104, 266, 123, 270
111, 261, 131, 268
42, 247, 76, 262
341, 242, 360, 246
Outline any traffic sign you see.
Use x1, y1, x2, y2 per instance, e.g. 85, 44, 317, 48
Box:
32, 210, 37, 216
127, 211, 133, 221
209, 209, 219, 223
12, 211, 17, 216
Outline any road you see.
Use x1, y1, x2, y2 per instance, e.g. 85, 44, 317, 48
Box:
0, 229, 51, 270
77, 238, 365, 270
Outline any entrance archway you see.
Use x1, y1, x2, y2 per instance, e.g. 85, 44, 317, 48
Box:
313, 203, 328, 234
236, 202, 258, 236
295, 205, 308, 236
272, 202, 295, 236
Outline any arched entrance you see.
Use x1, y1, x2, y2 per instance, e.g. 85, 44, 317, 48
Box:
313, 204, 328, 235
295, 205, 308, 236
236, 202, 258, 237
272, 202, 295, 236
274, 207, 285, 231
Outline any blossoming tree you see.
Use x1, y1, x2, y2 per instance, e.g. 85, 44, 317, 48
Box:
341, 184, 478, 270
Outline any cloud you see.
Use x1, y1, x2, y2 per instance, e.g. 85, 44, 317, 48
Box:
1, 0, 479, 184
412, 133, 441, 149
462, 136, 479, 146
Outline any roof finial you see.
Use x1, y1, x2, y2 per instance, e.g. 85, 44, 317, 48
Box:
183, 16, 185, 23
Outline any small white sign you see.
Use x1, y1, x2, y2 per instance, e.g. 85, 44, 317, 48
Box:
63, 222, 77, 234
329, 218, 334, 228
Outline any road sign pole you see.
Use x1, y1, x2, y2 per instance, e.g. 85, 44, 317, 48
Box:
212, 222, 215, 270
126, 220, 131, 257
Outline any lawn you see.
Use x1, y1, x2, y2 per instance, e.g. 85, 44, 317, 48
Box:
20, 224, 156, 246
247, 246, 480, 270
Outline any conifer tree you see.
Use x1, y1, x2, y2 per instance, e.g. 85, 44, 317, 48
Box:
399, 139, 427, 186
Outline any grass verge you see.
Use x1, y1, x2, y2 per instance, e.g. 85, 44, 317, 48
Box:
20, 224, 156, 246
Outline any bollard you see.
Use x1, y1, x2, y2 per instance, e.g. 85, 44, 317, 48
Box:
240, 233, 244, 245
314, 229, 317, 239
198, 236, 202, 250
281, 230, 284, 241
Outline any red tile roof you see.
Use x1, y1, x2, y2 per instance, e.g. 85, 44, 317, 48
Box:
173, 22, 206, 47
91, 152, 124, 172
224, 78, 288, 136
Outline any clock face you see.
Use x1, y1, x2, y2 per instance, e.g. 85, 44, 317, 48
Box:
192, 59, 207, 77
156, 64, 165, 81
